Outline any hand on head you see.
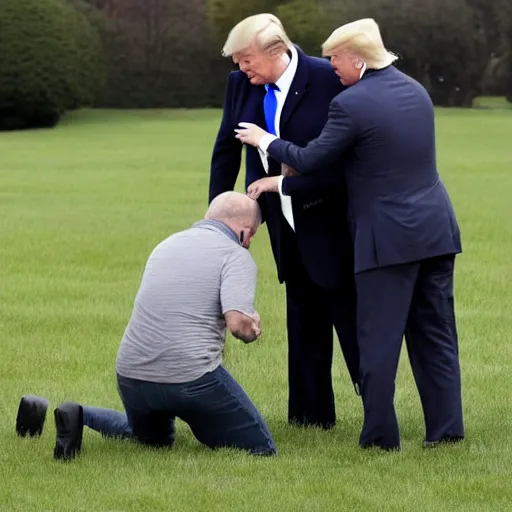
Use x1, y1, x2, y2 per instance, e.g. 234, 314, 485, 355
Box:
246, 177, 280, 200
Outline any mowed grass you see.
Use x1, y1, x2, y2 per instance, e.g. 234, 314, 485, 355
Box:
472, 96, 512, 110
0, 107, 511, 512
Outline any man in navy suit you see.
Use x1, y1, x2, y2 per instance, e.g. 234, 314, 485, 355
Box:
208, 13, 359, 429
237, 18, 464, 450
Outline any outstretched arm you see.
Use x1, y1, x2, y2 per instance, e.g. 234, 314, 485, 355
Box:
236, 100, 356, 175
280, 172, 346, 197
246, 171, 346, 201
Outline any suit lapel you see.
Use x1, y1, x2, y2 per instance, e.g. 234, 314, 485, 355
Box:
279, 46, 309, 134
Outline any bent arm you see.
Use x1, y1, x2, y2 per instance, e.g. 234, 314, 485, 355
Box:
209, 73, 243, 203
221, 250, 260, 344
265, 100, 356, 175
224, 311, 260, 343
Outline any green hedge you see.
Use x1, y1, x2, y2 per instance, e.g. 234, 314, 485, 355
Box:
0, 0, 103, 130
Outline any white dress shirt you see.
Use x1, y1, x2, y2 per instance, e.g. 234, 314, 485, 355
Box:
259, 62, 367, 200
258, 45, 299, 230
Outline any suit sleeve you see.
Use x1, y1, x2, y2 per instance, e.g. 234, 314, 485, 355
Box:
280, 172, 347, 197
208, 73, 243, 204
266, 100, 356, 196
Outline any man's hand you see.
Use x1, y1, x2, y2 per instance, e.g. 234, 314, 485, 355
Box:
235, 122, 269, 147
225, 310, 261, 343
247, 177, 280, 200
249, 312, 261, 338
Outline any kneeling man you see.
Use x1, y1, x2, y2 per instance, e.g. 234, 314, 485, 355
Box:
16, 191, 276, 459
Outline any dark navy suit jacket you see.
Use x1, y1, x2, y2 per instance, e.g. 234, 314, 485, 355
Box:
268, 66, 462, 274
209, 47, 352, 288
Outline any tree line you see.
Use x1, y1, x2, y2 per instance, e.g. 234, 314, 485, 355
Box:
1, 0, 511, 130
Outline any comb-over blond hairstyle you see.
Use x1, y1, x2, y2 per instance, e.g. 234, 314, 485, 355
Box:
222, 13, 292, 58
322, 18, 397, 69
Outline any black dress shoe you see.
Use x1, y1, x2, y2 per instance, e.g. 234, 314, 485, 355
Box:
423, 435, 464, 448
16, 395, 49, 437
53, 402, 84, 461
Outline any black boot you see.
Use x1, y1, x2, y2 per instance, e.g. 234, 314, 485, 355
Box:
16, 395, 49, 437
53, 402, 84, 461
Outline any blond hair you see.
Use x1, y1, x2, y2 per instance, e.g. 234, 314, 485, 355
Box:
322, 18, 397, 69
222, 13, 292, 58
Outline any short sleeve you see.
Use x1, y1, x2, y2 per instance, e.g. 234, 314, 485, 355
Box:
220, 249, 257, 316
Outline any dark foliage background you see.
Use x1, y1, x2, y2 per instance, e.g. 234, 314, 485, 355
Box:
1, 0, 511, 129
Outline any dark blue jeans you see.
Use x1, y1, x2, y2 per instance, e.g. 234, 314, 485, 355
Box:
83, 365, 276, 455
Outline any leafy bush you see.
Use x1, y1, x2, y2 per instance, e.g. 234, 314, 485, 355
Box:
0, 0, 104, 130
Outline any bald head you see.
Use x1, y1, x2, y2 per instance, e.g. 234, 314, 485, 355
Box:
205, 192, 262, 248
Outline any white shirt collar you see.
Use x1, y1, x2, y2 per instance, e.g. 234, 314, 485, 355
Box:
273, 45, 298, 96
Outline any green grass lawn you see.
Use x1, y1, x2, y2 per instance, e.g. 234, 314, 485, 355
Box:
472, 96, 512, 110
1, 108, 511, 511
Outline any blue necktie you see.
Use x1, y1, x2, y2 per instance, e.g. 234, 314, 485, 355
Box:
263, 83, 279, 135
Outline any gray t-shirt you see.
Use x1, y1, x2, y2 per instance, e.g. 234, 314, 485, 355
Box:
115, 220, 257, 383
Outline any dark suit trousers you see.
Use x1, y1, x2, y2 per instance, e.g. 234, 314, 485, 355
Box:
281, 221, 357, 429
355, 255, 464, 449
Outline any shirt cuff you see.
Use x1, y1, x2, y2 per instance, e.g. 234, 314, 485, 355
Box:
259, 134, 278, 153
277, 175, 285, 196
